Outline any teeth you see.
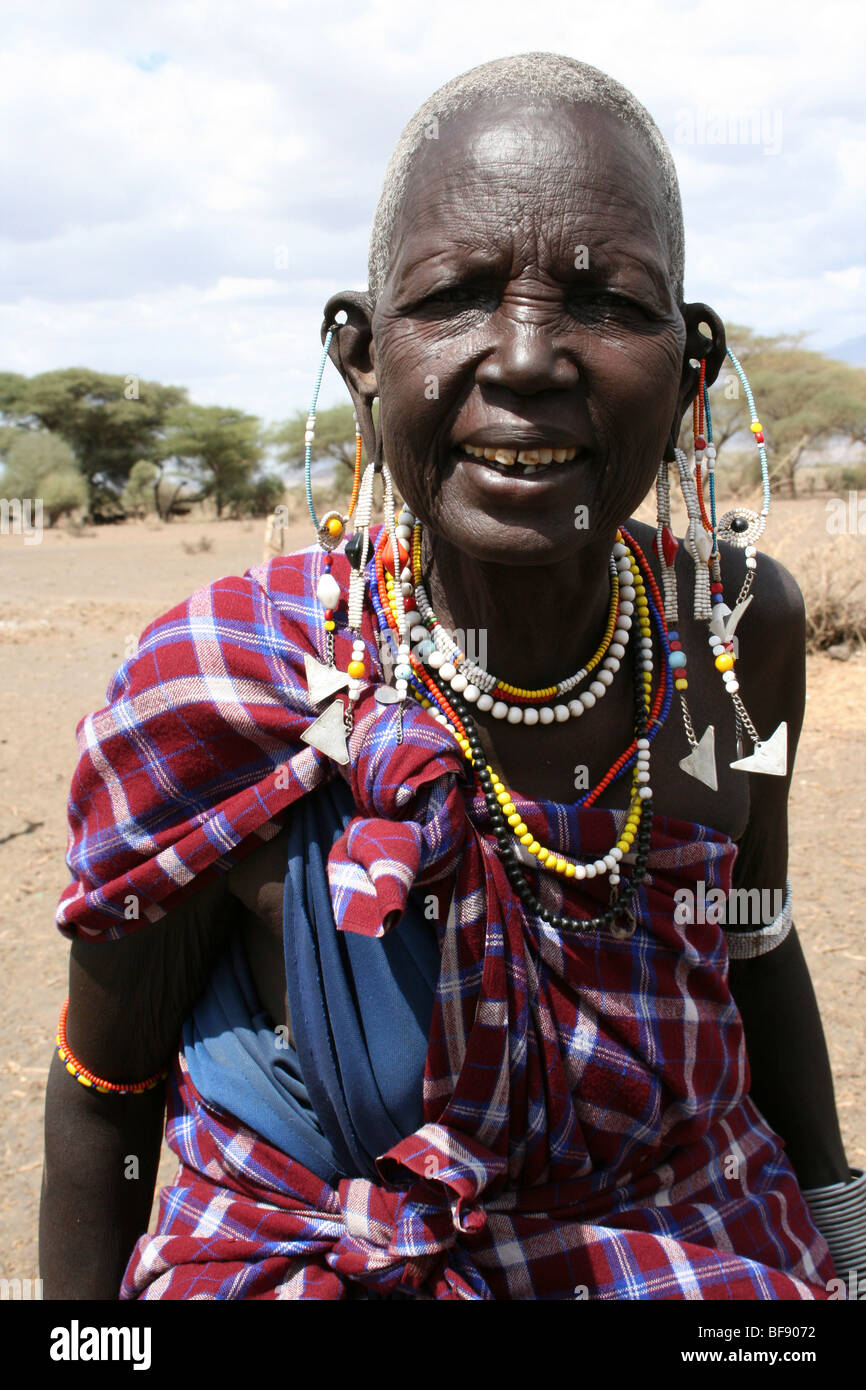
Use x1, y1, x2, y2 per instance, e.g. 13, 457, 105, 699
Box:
463, 443, 578, 467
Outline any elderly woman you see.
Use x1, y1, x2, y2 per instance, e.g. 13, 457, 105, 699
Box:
41, 53, 858, 1301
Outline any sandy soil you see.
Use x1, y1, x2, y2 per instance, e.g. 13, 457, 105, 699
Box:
0, 503, 863, 1281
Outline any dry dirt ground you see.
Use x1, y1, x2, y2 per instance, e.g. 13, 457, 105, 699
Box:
0, 503, 863, 1283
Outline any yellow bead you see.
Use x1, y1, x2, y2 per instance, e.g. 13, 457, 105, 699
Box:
565, 863, 576, 877
327, 517, 343, 537
536, 848, 549, 863
514, 822, 528, 837
675, 677, 688, 691
496, 791, 510, 805
554, 858, 567, 875
492, 779, 505, 794
347, 660, 365, 679
324, 620, 336, 631
507, 813, 521, 827
750, 421, 762, 434
520, 832, 534, 846
714, 653, 735, 673
503, 802, 516, 817
528, 840, 541, 855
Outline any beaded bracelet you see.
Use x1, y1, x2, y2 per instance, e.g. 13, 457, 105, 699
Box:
56, 997, 168, 1095
802, 1168, 866, 1299
723, 879, 793, 961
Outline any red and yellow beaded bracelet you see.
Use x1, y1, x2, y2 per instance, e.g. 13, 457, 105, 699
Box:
56, 997, 168, 1095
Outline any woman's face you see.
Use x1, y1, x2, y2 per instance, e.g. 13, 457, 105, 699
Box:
369, 98, 689, 565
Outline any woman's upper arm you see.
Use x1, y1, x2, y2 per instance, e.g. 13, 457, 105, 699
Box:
731, 551, 806, 895
65, 872, 236, 1083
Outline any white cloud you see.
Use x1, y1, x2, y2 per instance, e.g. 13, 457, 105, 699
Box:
1, 0, 865, 421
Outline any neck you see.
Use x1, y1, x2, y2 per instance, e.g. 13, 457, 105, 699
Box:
422, 529, 619, 690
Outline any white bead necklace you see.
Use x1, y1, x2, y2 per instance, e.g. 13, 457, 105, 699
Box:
401, 516, 634, 726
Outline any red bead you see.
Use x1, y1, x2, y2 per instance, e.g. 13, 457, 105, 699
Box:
755, 433, 764, 444
710, 582, 723, 594
669, 640, 681, 650
695, 436, 706, 450
403, 596, 417, 612
379, 537, 409, 575
653, 525, 679, 568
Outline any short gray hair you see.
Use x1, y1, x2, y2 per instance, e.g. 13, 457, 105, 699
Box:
368, 52, 684, 302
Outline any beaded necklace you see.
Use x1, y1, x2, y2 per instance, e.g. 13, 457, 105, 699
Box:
369, 520, 672, 932
409, 527, 627, 723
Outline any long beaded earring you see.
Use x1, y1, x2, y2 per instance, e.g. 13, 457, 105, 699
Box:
660, 348, 787, 785
655, 380, 718, 790
704, 354, 787, 776
299, 318, 371, 765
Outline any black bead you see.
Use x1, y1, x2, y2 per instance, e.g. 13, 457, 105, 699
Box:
344, 531, 366, 569
731, 515, 749, 533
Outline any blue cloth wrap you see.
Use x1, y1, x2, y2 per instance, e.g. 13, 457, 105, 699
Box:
182, 779, 440, 1184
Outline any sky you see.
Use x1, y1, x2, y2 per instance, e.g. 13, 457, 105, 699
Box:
2, 0, 865, 426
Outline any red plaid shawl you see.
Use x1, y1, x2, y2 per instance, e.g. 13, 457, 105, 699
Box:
58, 546, 834, 1300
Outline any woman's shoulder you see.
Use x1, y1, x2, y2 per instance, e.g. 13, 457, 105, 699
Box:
107, 543, 334, 705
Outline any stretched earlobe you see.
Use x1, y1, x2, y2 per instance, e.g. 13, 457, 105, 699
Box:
682, 303, 727, 389
666, 302, 727, 457
321, 289, 378, 460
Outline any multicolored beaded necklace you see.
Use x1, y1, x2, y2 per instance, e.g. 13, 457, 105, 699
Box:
368, 517, 674, 932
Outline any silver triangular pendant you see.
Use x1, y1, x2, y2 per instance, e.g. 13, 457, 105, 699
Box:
300, 699, 350, 765
709, 594, 753, 643
304, 653, 350, 704
679, 724, 718, 790
730, 721, 788, 777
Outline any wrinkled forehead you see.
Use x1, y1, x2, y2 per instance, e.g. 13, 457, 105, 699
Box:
390, 97, 674, 285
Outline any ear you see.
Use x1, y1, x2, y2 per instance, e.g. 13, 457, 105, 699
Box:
663, 302, 727, 462
321, 290, 378, 460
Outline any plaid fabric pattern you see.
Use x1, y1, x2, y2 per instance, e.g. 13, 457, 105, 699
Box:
57, 546, 834, 1299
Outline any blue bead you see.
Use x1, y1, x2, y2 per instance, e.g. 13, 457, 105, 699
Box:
668, 630, 679, 642
712, 593, 725, 604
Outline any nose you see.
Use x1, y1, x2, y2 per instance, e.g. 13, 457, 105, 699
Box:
474, 308, 580, 396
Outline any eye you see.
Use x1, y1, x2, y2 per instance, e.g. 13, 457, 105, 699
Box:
567, 290, 652, 321
417, 282, 500, 313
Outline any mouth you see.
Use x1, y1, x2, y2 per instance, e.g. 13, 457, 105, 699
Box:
457, 442, 585, 478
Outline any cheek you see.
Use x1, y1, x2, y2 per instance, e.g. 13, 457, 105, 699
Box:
374, 324, 458, 511
589, 332, 684, 447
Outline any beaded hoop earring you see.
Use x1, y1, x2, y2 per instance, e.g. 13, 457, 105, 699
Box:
656, 347, 787, 787
299, 320, 413, 762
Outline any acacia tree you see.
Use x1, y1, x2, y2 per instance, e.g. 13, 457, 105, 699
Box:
160, 404, 264, 518
270, 403, 358, 474
0, 368, 187, 510
678, 324, 866, 496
